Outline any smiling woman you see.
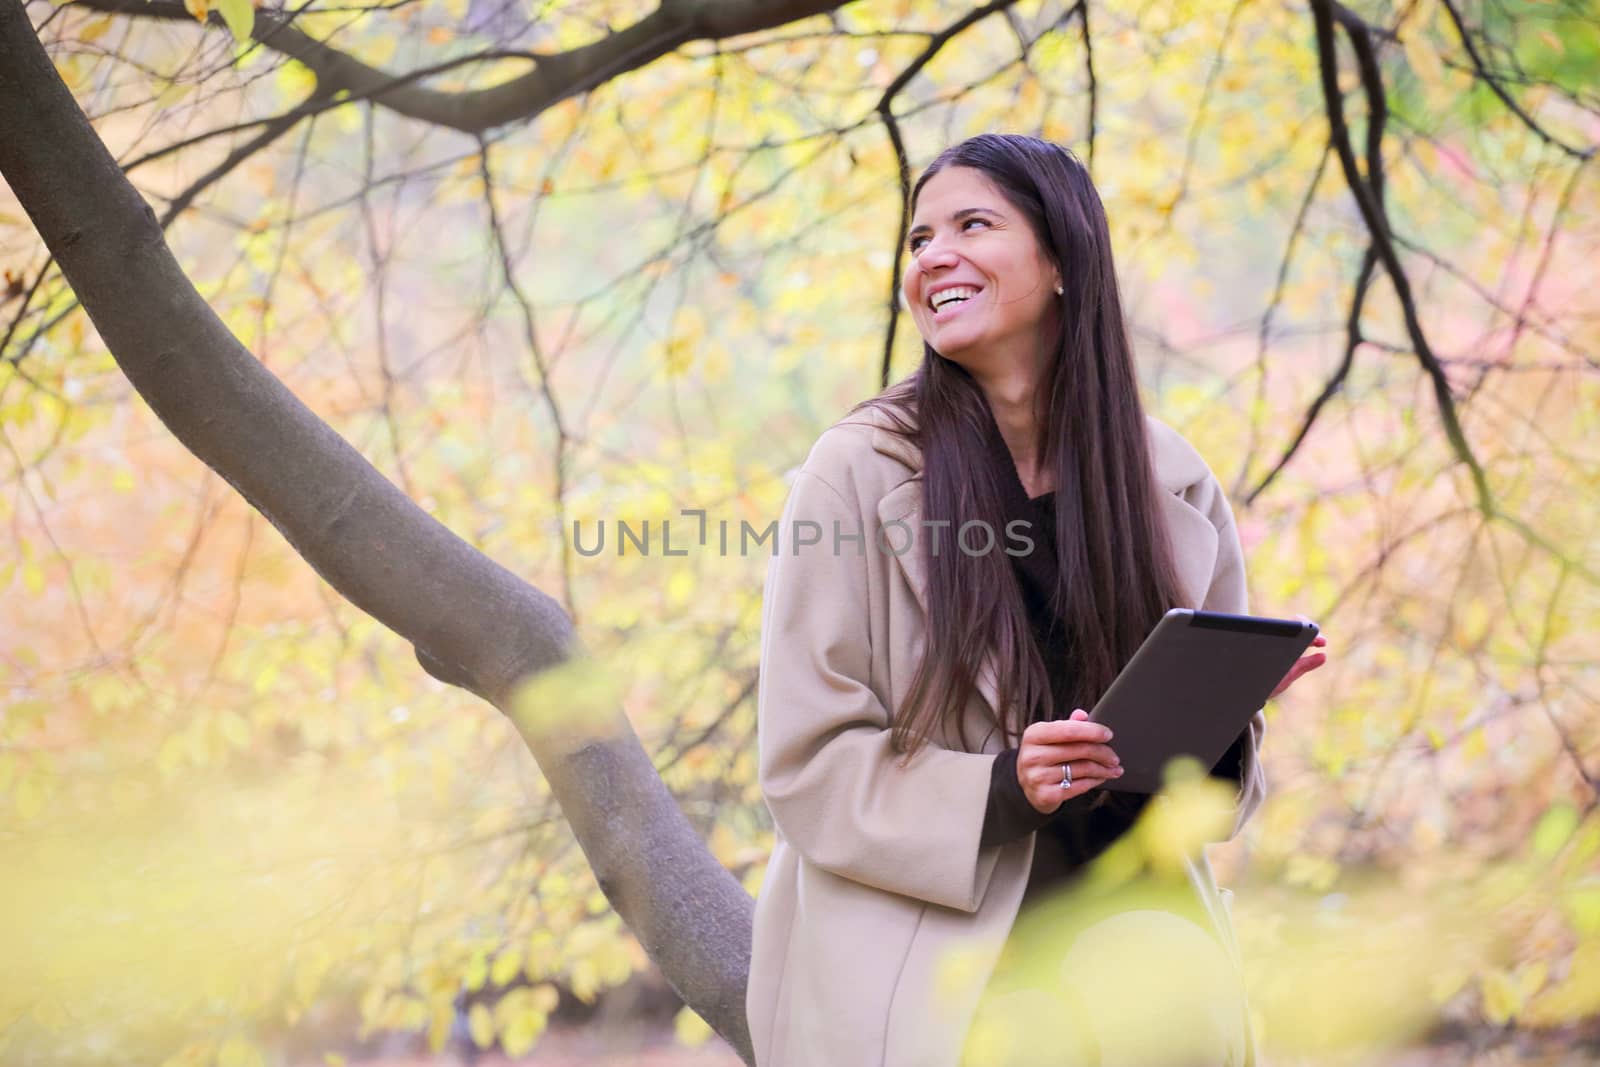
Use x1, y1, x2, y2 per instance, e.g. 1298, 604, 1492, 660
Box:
745, 134, 1325, 1066
901, 171, 1064, 387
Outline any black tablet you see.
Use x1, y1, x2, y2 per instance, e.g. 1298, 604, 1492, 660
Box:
1087, 609, 1318, 793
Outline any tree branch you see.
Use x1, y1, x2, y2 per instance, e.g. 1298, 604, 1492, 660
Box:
1077, 0, 1096, 170
1308, 0, 1493, 516
1437, 0, 1594, 161
72, 0, 854, 134
1246, 246, 1376, 505
0, 1, 756, 1058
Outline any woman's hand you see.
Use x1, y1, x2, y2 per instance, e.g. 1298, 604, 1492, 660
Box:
1268, 614, 1328, 701
1017, 709, 1123, 815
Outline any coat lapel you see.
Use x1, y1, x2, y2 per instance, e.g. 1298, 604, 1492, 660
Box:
867, 413, 1220, 727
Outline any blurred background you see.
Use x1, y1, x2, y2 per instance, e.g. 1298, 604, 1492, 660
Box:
1, 0, 1596, 1063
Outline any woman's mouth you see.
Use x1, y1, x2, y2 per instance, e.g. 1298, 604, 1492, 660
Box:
928, 286, 983, 320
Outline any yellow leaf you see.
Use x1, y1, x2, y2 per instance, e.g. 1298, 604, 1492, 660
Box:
427, 998, 452, 1053
468, 1003, 494, 1049
252, 661, 280, 695
673, 1005, 712, 1048
1481, 968, 1521, 1024
661, 305, 707, 379
462, 950, 488, 992
215, 0, 254, 41
1524, 942, 1600, 1025
1401, 0, 1445, 92
183, 0, 209, 23
79, 16, 113, 43
277, 60, 317, 102
530, 983, 559, 1013
157, 81, 196, 107
1532, 803, 1578, 857
1403, 32, 1445, 91
1518, 960, 1548, 1000
490, 946, 522, 987
1565, 882, 1600, 934
362, 34, 396, 68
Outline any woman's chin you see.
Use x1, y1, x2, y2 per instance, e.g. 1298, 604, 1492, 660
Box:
927, 332, 990, 368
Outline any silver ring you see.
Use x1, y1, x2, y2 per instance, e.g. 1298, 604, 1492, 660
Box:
1060, 762, 1072, 789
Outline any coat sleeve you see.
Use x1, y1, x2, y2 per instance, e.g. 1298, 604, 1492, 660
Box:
756, 466, 1003, 914
1186, 470, 1268, 842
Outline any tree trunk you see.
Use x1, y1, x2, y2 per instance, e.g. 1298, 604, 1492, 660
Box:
0, 2, 756, 1059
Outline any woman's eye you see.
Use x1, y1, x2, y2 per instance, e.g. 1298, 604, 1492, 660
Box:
908, 218, 990, 252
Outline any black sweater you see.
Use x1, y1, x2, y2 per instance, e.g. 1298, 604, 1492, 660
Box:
975, 407, 1245, 911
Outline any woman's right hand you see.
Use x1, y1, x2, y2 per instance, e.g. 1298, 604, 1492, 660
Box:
1018, 709, 1123, 814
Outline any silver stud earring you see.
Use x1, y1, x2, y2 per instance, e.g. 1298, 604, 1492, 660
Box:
1054, 284, 1064, 296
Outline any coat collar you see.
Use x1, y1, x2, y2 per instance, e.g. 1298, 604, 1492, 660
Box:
858, 403, 1221, 724
863, 403, 1209, 495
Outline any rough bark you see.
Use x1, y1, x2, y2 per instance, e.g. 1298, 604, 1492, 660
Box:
0, 1, 756, 1059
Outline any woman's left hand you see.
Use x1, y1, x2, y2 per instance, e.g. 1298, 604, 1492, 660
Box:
1268, 614, 1327, 701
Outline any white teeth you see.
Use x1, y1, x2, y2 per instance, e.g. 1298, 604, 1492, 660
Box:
930, 286, 979, 310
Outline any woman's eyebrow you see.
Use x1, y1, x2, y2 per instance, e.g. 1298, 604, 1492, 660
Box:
906, 206, 1003, 239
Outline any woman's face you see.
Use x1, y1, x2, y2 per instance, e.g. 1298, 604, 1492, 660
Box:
901, 166, 1061, 369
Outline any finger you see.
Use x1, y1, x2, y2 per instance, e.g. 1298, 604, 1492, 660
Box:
1032, 757, 1123, 784
1290, 654, 1327, 679
1025, 766, 1117, 811
1030, 760, 1122, 790
1047, 766, 1118, 798
1024, 742, 1121, 770
1270, 653, 1329, 699
1023, 716, 1112, 745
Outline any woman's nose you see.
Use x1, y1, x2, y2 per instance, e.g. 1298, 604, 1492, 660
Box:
914, 239, 958, 272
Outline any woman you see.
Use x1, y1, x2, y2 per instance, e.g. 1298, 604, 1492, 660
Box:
745, 134, 1325, 1066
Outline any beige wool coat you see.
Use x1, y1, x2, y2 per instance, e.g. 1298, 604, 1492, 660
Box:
746, 403, 1268, 1066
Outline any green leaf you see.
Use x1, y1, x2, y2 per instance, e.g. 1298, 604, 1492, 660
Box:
216, 0, 254, 42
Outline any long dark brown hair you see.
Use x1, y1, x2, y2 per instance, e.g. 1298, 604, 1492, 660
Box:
852, 133, 1189, 759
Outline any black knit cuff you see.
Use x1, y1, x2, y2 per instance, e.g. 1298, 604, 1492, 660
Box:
981, 747, 1058, 849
